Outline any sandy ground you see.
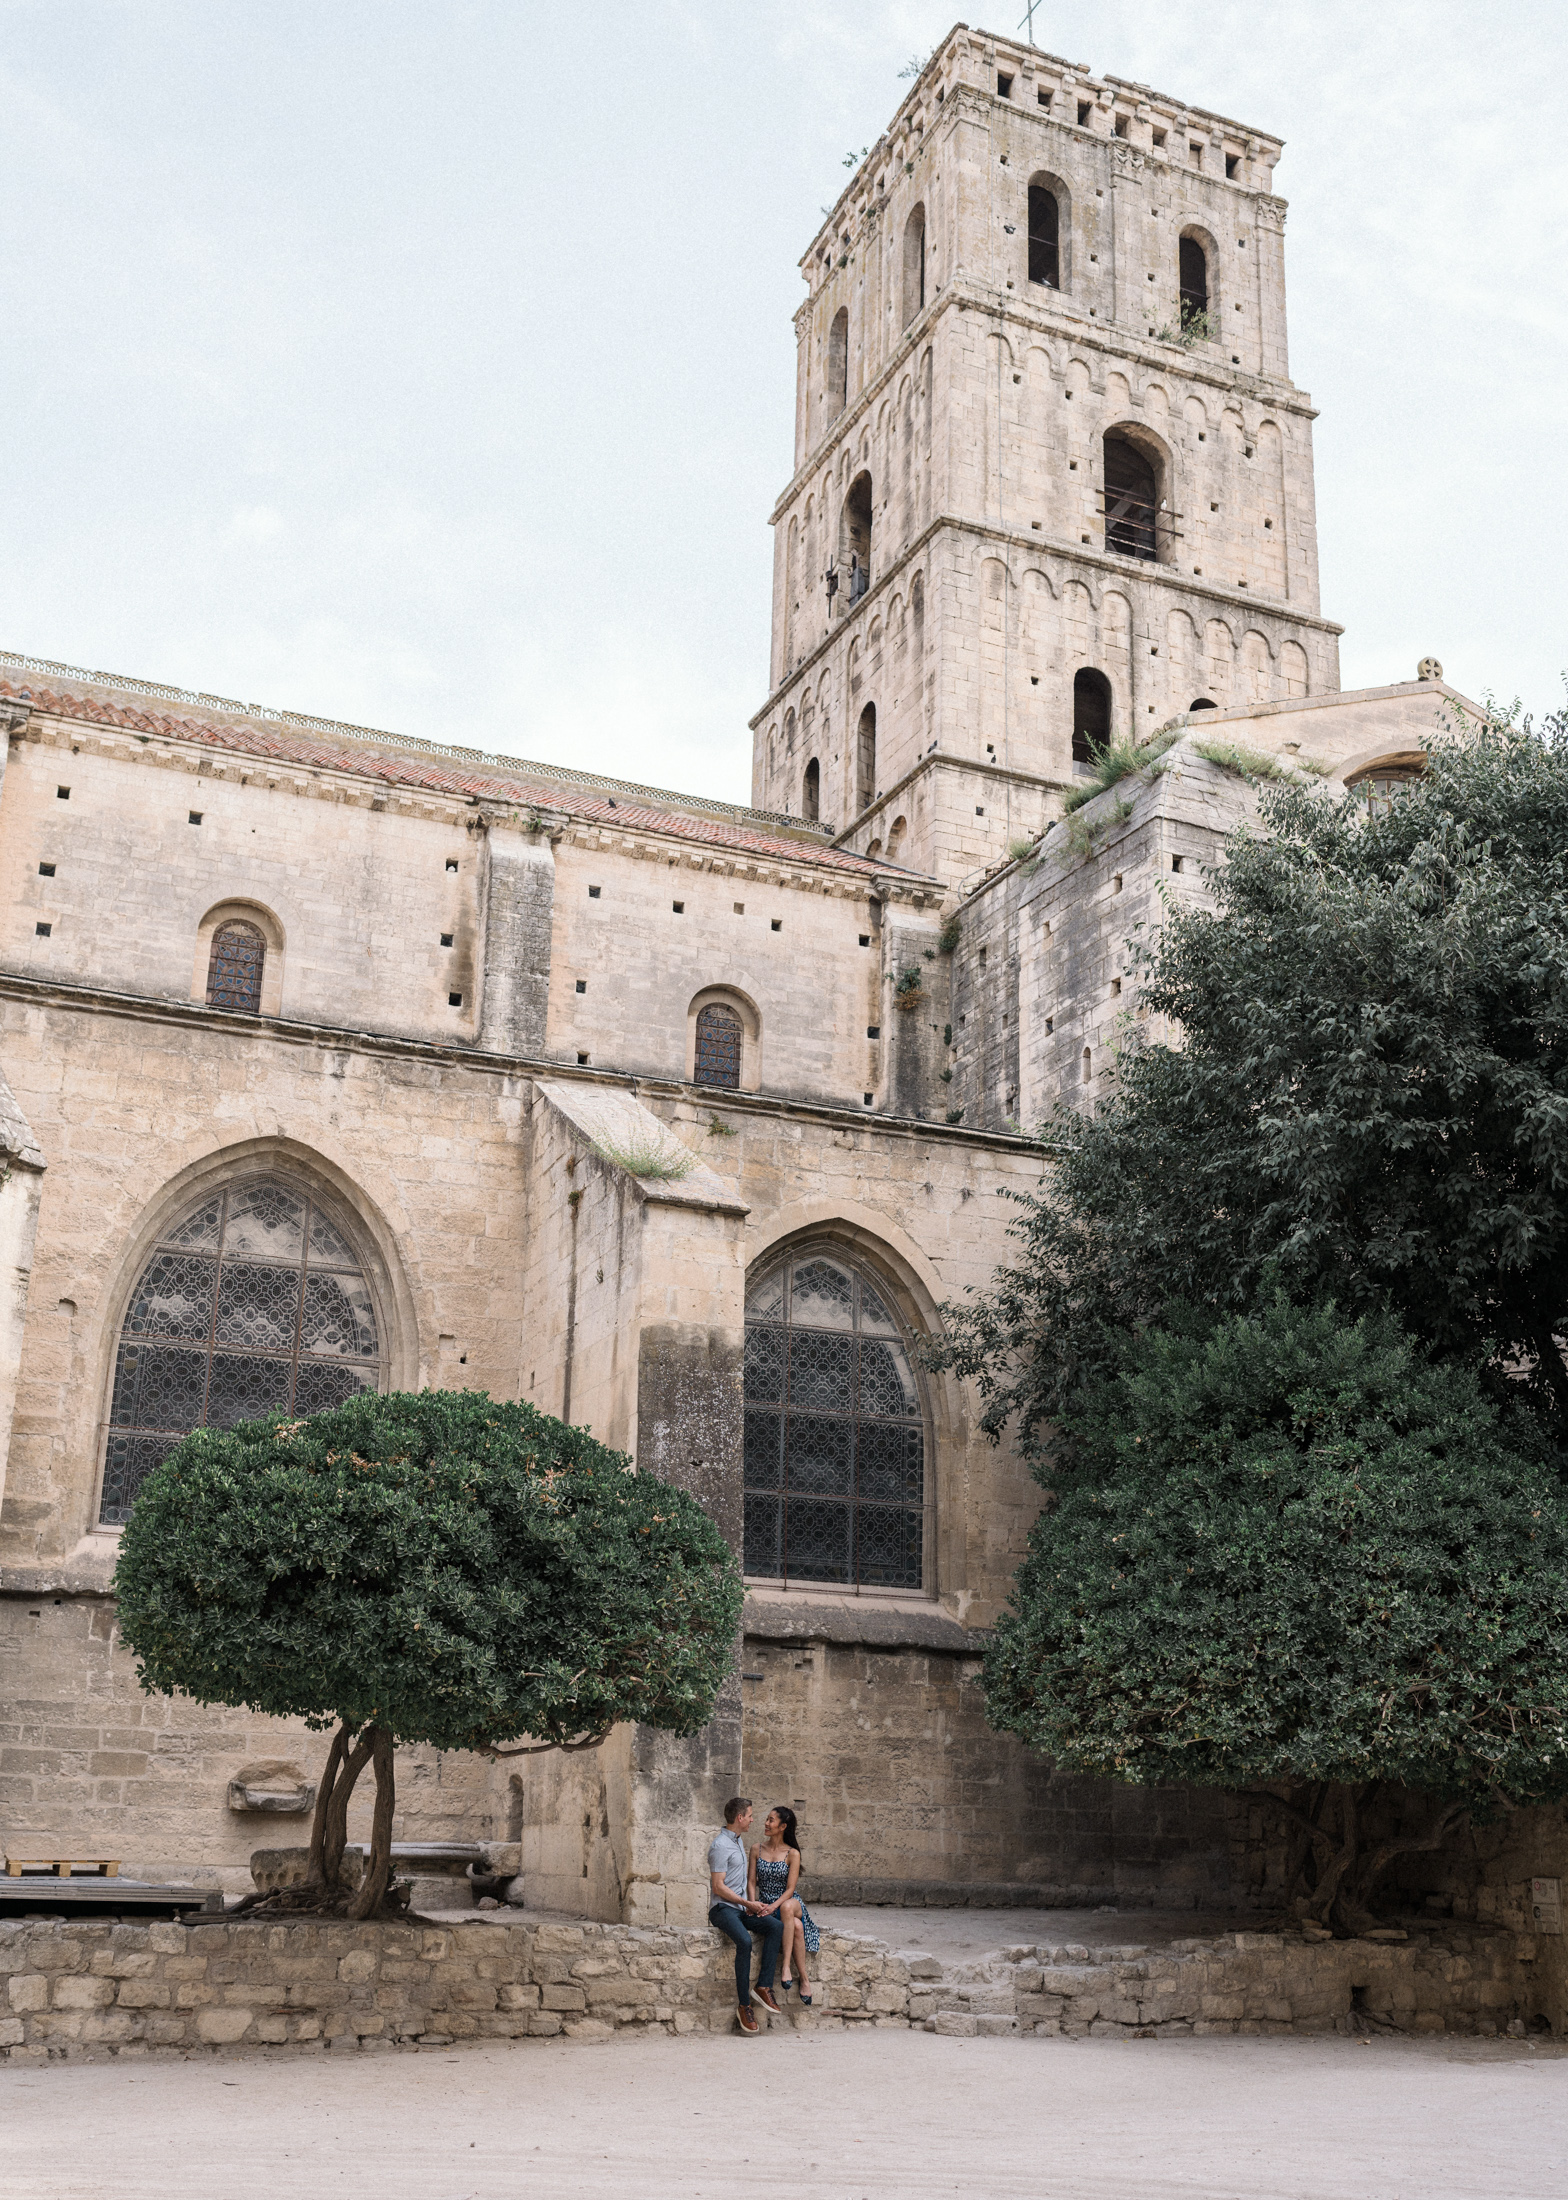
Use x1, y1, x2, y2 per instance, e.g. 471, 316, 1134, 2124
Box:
3, 2028, 1563, 2200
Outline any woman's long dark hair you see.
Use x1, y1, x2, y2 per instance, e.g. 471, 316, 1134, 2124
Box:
773, 1806, 801, 1854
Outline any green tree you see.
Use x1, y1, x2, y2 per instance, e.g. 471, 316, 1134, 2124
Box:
945, 707, 1568, 1449
981, 1299, 1568, 1930
936, 708, 1568, 1925
114, 1389, 742, 1917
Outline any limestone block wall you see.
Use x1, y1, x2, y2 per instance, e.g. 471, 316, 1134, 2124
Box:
1, 716, 487, 1047
0, 1912, 1545, 2065
947, 682, 1476, 1129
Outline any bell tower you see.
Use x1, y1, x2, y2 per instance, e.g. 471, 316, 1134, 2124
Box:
749, 24, 1342, 885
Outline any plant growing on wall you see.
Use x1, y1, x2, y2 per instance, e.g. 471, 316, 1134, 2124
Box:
114, 1390, 742, 1918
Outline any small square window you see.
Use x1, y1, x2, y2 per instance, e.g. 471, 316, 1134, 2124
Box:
56, 786, 70, 800
445, 859, 458, 872
771, 918, 782, 932
733, 901, 745, 915
672, 900, 685, 914
859, 934, 870, 947
575, 979, 587, 994
35, 921, 51, 937
1171, 854, 1184, 874
1225, 153, 1240, 179
38, 862, 54, 877
1037, 88, 1052, 109
1152, 127, 1167, 148
440, 932, 454, 947
449, 991, 463, 1006
996, 72, 1013, 97
1111, 978, 1122, 996
867, 1026, 881, 1040
1044, 1016, 1054, 1034
975, 806, 985, 817
1113, 875, 1123, 893
1190, 141, 1203, 164
1077, 100, 1092, 125
863, 1093, 874, 1107
588, 885, 601, 899
188, 810, 203, 826
1113, 114, 1129, 139
577, 1052, 590, 1065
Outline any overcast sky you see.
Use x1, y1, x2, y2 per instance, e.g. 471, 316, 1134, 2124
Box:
2, 2, 1563, 802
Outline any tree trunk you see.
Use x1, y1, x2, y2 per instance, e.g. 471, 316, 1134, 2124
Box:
347, 1726, 397, 1920
304, 1723, 350, 1889
320, 1728, 375, 1893
1250, 1781, 1469, 1935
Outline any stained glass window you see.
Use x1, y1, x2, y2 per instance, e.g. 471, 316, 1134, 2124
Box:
743, 1252, 925, 1591
694, 1002, 743, 1090
99, 1179, 382, 1524
207, 920, 266, 1014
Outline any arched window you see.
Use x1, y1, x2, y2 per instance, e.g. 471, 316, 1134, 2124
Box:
1073, 668, 1112, 763
207, 920, 265, 1014
1189, 696, 1219, 712
693, 1002, 743, 1090
855, 702, 877, 814
1103, 434, 1159, 562
99, 1178, 382, 1524
841, 472, 873, 604
803, 758, 820, 823
902, 204, 926, 325
1179, 235, 1209, 330
1027, 183, 1060, 288
826, 307, 849, 422
1347, 758, 1425, 817
742, 1250, 925, 1589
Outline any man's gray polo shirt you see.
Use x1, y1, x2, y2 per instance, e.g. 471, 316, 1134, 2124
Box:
707, 1828, 747, 1903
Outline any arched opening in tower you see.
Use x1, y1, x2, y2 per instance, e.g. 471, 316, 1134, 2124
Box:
1102, 434, 1159, 562
842, 472, 874, 605
1072, 669, 1112, 764
803, 757, 820, 822
855, 703, 877, 814
1179, 235, 1209, 323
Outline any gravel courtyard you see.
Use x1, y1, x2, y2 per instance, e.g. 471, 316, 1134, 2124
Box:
3, 2027, 1563, 2200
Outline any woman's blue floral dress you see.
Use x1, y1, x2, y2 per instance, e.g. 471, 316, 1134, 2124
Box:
754, 1852, 820, 1955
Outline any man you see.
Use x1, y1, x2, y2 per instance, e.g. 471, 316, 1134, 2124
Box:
708, 1796, 784, 2035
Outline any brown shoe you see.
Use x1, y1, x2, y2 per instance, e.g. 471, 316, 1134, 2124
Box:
736, 2004, 760, 2035
754, 1986, 782, 2014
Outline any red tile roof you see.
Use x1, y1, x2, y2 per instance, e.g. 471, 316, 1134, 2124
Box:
2, 677, 933, 884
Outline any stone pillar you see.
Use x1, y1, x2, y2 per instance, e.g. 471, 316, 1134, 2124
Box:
477, 816, 555, 1056
512, 1080, 749, 1925
0, 1068, 44, 1526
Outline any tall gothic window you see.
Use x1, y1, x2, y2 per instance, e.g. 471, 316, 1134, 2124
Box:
99, 1179, 382, 1524
693, 1002, 743, 1090
207, 920, 266, 1013
742, 1251, 925, 1590
1027, 183, 1060, 288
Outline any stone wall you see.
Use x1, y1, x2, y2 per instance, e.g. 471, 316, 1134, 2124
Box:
0, 1909, 1547, 2066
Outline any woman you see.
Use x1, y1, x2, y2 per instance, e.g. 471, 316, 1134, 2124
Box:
747, 1805, 820, 2003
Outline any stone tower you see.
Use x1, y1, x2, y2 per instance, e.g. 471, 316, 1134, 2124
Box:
750, 24, 1342, 886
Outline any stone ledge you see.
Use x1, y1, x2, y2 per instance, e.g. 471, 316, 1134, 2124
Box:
0, 1910, 1543, 2063
743, 1592, 987, 1655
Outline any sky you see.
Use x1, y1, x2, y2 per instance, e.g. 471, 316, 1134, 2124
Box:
2, 1, 1564, 803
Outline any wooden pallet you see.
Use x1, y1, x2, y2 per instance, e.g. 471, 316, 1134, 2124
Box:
5, 1855, 120, 1879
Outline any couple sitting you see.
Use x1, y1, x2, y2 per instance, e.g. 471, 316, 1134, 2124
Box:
706, 1796, 821, 2035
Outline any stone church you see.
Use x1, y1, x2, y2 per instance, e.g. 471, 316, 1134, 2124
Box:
0, 25, 1466, 1924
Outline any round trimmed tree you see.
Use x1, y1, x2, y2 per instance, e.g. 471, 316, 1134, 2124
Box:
113, 1388, 743, 1916
982, 1299, 1568, 1932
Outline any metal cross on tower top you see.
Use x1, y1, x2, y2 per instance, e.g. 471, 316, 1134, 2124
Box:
1018, 0, 1043, 44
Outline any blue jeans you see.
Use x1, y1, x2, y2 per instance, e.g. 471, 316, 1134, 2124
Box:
709, 1901, 783, 2008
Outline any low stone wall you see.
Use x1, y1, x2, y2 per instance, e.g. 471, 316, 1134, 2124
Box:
0, 1911, 1545, 2063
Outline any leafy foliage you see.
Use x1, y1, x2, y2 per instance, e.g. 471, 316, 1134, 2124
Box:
983, 1298, 1568, 1810
114, 1388, 742, 1753
944, 709, 1568, 1451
